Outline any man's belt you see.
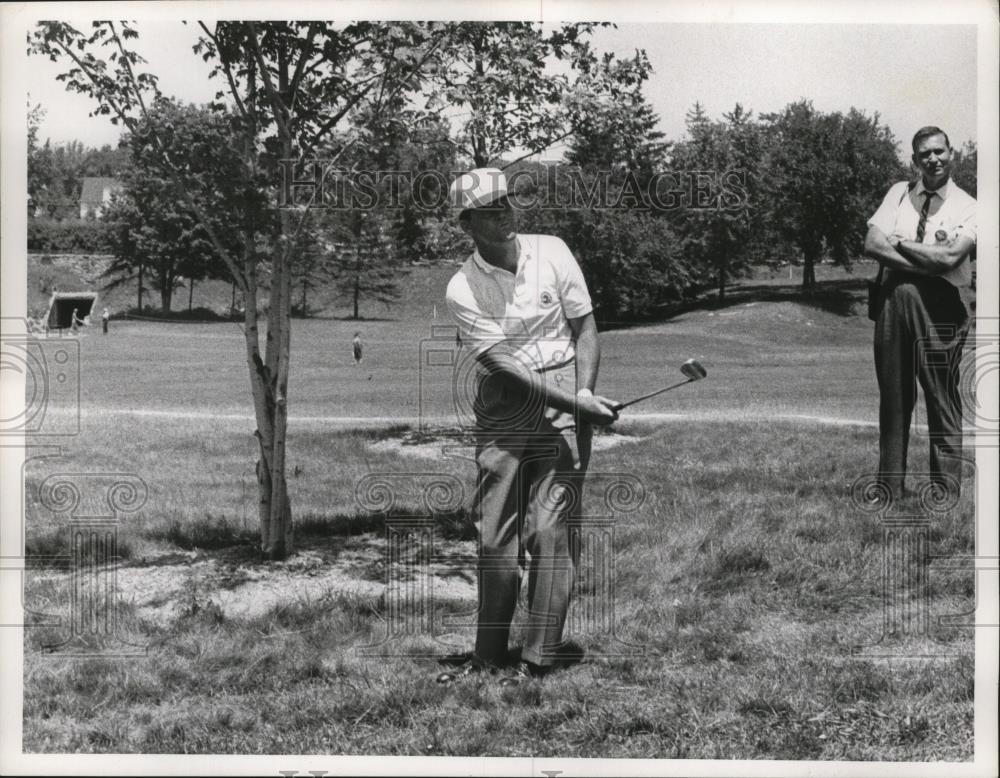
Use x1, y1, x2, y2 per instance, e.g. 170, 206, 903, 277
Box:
535, 358, 576, 374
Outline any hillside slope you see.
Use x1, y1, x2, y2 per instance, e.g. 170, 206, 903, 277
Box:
26, 253, 464, 322
27, 252, 873, 323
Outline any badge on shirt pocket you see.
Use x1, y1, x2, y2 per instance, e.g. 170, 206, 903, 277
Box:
928, 220, 957, 245
539, 290, 555, 307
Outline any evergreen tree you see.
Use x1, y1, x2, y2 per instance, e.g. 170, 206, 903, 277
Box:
565, 91, 669, 178
670, 102, 764, 299
335, 211, 401, 320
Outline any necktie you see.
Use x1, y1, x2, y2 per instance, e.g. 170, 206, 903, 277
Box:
915, 191, 934, 243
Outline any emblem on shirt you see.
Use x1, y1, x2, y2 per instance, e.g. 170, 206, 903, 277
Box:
540, 291, 553, 306
934, 229, 948, 243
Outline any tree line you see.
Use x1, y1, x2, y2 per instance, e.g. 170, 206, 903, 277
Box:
29, 92, 979, 321
28, 20, 978, 559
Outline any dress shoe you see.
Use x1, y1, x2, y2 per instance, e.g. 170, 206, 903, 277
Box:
435, 652, 492, 685
498, 660, 546, 687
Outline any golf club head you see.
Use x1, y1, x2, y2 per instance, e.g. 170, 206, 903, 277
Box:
611, 358, 708, 412
680, 358, 707, 381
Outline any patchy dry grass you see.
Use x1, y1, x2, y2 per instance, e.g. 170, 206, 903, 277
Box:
22, 415, 975, 758
20, 278, 980, 757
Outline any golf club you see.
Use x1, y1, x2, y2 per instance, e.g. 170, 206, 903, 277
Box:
611, 358, 707, 411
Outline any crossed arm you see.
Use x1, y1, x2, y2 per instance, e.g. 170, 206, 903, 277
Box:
864, 225, 975, 277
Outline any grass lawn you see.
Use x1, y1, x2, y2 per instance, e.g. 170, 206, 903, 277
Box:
18, 259, 980, 758
22, 416, 975, 758
54, 262, 882, 422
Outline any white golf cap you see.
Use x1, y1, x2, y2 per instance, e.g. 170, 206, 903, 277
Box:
449, 167, 508, 213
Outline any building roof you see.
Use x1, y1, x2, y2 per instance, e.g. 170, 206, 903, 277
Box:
80, 177, 122, 206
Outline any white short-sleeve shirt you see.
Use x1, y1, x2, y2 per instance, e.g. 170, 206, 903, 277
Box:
445, 234, 593, 371
867, 178, 977, 290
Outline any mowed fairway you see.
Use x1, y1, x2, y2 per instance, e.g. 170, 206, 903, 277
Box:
21, 266, 976, 758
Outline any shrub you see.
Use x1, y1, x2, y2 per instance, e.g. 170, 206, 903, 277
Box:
28, 219, 113, 253
514, 167, 710, 324
519, 205, 701, 324
121, 306, 241, 323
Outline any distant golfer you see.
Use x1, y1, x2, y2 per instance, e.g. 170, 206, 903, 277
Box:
101, 307, 110, 335
438, 167, 619, 687
70, 307, 84, 333
352, 332, 363, 365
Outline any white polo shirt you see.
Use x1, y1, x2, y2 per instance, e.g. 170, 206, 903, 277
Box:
445, 234, 593, 371
867, 178, 977, 291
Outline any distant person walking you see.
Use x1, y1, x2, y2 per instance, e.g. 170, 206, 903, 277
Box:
864, 126, 977, 501
70, 307, 84, 334
101, 307, 110, 335
352, 332, 363, 365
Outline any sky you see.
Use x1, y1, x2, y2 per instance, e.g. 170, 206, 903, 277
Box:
24, 21, 978, 158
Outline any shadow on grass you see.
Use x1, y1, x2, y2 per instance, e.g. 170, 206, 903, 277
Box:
599, 276, 868, 331
25, 527, 137, 567
147, 515, 259, 552
297, 507, 476, 542
134, 506, 477, 569
122, 306, 244, 323
327, 315, 399, 322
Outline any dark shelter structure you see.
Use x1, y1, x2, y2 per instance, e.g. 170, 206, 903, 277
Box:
45, 291, 99, 330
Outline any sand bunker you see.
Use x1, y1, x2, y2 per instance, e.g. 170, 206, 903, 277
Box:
367, 430, 643, 461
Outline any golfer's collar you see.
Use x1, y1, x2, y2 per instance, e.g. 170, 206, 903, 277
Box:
472, 240, 525, 276
915, 178, 951, 200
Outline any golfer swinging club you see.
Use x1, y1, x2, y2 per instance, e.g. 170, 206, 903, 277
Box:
440, 168, 620, 686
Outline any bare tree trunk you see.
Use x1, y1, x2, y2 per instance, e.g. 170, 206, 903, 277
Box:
471, 42, 490, 167
269, 225, 293, 557
242, 249, 287, 560
802, 250, 817, 290
254, 119, 295, 559
188, 278, 195, 311
137, 264, 144, 310
243, 257, 274, 555
261, 256, 283, 558
717, 264, 727, 301
255, 46, 295, 560
353, 269, 360, 320
473, 134, 488, 167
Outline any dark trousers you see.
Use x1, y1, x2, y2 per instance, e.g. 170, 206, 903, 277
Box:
874, 275, 969, 497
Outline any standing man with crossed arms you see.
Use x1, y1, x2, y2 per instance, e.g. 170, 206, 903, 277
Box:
864, 126, 977, 501
439, 167, 620, 686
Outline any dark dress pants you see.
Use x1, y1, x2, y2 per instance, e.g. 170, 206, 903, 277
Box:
874, 274, 969, 498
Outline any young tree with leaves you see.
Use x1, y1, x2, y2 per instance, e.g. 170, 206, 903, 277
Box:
433, 22, 651, 169
31, 20, 450, 559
